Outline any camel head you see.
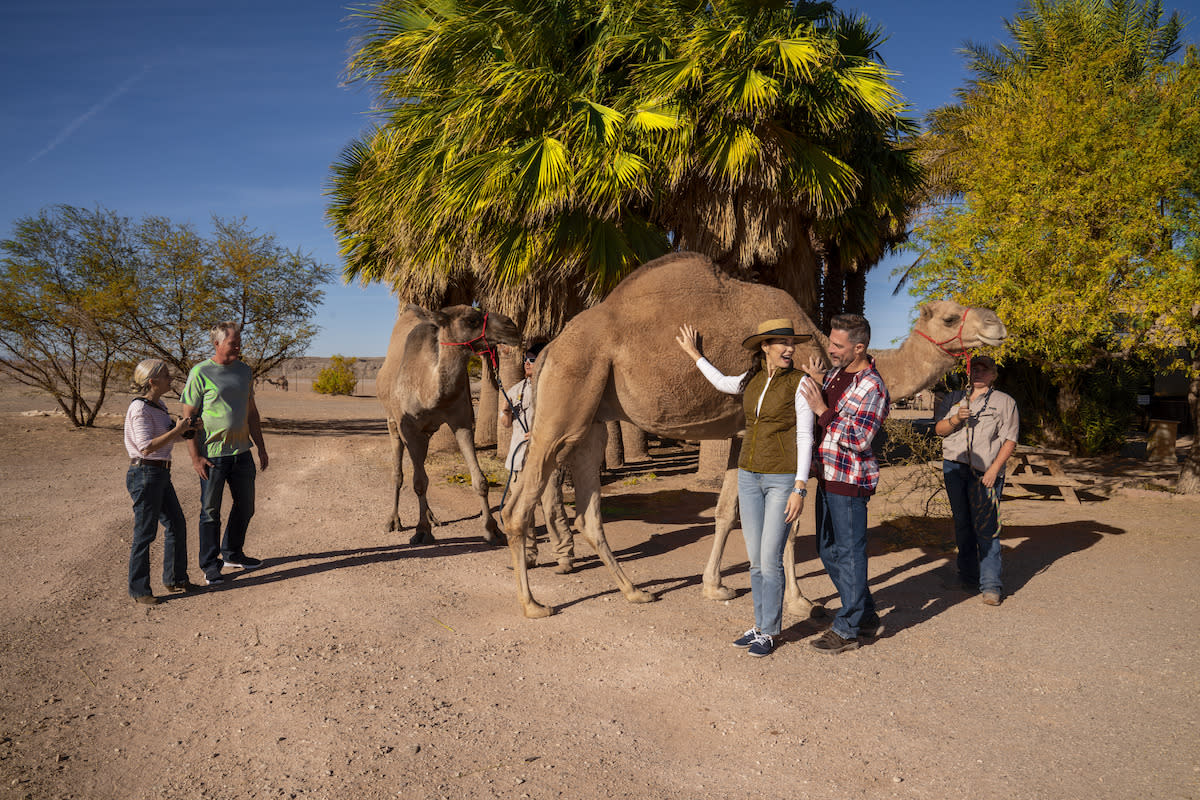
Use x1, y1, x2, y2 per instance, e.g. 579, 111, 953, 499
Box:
430, 305, 521, 363
915, 300, 1007, 353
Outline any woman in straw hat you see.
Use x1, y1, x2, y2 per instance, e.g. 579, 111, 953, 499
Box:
676, 320, 815, 657
123, 359, 198, 605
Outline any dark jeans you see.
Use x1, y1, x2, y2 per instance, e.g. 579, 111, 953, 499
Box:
126, 463, 188, 597
815, 486, 875, 639
198, 451, 256, 578
942, 460, 1004, 594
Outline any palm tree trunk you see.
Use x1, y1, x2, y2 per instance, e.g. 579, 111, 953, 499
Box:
475, 359, 498, 448
845, 265, 867, 316
821, 244, 845, 329
621, 422, 649, 461
1177, 345, 1200, 494
605, 421, 624, 469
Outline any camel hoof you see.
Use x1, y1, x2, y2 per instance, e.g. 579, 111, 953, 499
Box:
483, 528, 507, 547
553, 559, 575, 575
702, 583, 736, 602
787, 599, 825, 619
385, 517, 401, 533
409, 528, 435, 546
522, 601, 554, 619
624, 589, 657, 605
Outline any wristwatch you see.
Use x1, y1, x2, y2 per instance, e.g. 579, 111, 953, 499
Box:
792, 487, 808, 497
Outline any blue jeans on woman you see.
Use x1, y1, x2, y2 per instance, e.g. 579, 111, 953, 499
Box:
942, 460, 1004, 594
737, 469, 794, 637
198, 451, 256, 580
126, 462, 188, 597
815, 486, 875, 639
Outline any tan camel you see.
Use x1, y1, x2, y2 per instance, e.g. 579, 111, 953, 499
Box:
377, 303, 520, 545
500, 251, 1007, 618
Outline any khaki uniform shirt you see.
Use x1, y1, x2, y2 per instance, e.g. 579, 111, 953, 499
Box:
936, 388, 1019, 472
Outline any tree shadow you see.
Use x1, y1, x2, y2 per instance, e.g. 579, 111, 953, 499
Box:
263, 417, 388, 437
198, 535, 509, 592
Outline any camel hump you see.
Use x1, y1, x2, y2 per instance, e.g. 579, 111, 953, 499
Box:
602, 251, 731, 304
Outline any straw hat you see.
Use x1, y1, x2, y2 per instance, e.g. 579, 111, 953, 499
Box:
741, 319, 813, 351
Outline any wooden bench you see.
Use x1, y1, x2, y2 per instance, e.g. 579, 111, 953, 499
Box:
1005, 446, 1083, 504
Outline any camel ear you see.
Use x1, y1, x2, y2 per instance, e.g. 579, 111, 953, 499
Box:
429, 310, 450, 329
919, 303, 934, 321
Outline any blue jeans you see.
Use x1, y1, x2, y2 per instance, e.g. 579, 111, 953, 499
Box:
737, 470, 793, 636
815, 486, 875, 639
198, 451, 256, 578
943, 461, 1004, 594
126, 463, 188, 597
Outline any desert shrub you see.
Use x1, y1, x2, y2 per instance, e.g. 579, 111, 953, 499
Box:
875, 418, 950, 519
312, 355, 358, 396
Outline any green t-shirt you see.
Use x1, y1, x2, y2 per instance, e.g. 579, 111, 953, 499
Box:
181, 359, 254, 458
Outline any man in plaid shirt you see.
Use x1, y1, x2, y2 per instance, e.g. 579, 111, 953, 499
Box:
799, 314, 890, 654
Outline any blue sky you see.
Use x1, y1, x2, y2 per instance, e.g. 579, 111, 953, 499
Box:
3, 0, 1198, 356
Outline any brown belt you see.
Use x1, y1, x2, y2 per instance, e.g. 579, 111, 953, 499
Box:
131, 458, 171, 469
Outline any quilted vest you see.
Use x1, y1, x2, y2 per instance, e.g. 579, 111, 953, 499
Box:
739, 368, 803, 474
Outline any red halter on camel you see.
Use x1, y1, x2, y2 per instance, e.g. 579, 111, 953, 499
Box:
915, 306, 976, 375
440, 311, 502, 381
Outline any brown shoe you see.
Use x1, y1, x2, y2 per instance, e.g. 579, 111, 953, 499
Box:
165, 581, 198, 593
982, 591, 1002, 606
134, 594, 160, 605
809, 629, 859, 654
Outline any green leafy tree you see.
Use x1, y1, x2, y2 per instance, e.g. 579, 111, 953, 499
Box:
0, 206, 138, 426
907, 0, 1200, 464
128, 216, 224, 378
206, 217, 332, 379
312, 354, 359, 396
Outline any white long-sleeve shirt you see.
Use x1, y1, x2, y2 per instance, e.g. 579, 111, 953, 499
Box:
695, 358, 814, 483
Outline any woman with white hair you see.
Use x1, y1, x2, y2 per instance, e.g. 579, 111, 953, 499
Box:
123, 359, 197, 604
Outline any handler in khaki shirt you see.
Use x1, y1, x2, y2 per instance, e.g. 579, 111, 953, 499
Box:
934, 355, 1019, 606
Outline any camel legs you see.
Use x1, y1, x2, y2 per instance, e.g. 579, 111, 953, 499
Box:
451, 425, 503, 545
568, 424, 655, 605
782, 521, 823, 618
701, 462, 740, 601
542, 470, 575, 574
698, 437, 822, 617
384, 418, 405, 533
399, 420, 437, 545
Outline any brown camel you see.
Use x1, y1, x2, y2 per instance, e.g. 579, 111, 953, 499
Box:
377, 303, 520, 545
500, 252, 1007, 618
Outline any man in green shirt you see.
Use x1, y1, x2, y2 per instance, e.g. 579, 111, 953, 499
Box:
181, 322, 269, 585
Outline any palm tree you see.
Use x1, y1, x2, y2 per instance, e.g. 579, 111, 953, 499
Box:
329, 0, 916, 325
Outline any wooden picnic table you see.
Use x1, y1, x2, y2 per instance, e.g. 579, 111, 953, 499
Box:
1005, 445, 1083, 504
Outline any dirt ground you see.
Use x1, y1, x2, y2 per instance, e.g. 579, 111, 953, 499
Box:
1, 379, 1197, 800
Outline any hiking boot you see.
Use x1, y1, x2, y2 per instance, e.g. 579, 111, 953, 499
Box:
747, 633, 774, 658
981, 591, 1002, 606
809, 629, 859, 654
134, 594, 160, 606
165, 580, 199, 593
223, 554, 263, 570
731, 628, 759, 648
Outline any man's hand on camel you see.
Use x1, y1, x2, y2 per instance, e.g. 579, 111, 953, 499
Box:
675, 324, 703, 361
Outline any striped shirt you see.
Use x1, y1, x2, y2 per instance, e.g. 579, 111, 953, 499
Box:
814, 358, 890, 494
124, 398, 175, 460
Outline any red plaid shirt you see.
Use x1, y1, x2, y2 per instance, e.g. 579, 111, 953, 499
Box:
815, 358, 890, 492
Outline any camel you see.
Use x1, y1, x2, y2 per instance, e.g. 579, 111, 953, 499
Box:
377, 303, 521, 545
500, 251, 1007, 618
